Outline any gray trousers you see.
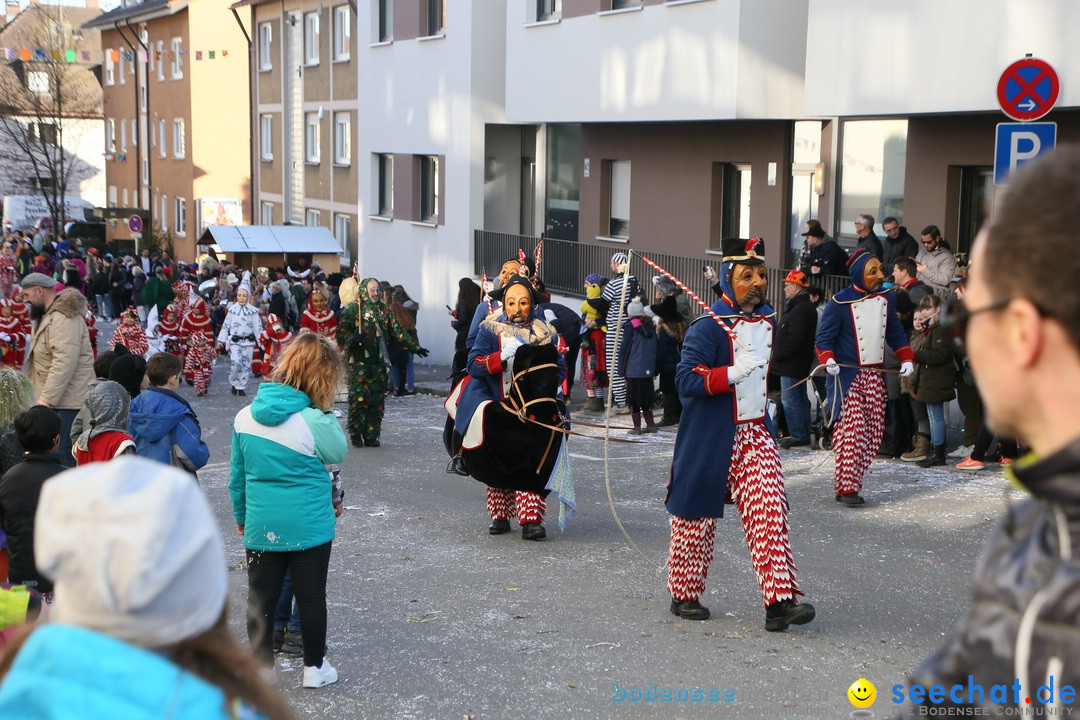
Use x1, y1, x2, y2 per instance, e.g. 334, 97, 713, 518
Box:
229, 344, 255, 390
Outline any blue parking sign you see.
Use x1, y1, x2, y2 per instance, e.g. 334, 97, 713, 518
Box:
994, 123, 1056, 186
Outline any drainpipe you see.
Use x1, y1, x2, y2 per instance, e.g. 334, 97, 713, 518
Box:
231, 7, 254, 225
124, 17, 152, 243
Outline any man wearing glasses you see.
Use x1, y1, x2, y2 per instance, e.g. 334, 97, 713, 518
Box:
904, 147, 1080, 713
853, 214, 884, 261
915, 225, 956, 293
880, 216, 919, 273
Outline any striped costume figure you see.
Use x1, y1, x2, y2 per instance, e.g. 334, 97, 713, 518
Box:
665, 237, 814, 632
814, 248, 914, 506
600, 253, 636, 408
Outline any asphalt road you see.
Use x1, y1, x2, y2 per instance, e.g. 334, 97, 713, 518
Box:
174, 356, 1010, 720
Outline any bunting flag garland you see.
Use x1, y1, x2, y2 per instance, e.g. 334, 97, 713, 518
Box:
0, 46, 237, 64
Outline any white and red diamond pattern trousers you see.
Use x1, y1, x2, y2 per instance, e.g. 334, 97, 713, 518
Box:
667, 422, 802, 609
487, 487, 546, 525
832, 369, 887, 496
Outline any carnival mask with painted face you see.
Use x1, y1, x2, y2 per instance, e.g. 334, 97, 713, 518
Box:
504, 283, 532, 325
862, 257, 885, 293
0, 304, 10, 318
731, 263, 767, 309
312, 292, 327, 311
367, 280, 381, 302
497, 261, 521, 288
236, 289, 249, 305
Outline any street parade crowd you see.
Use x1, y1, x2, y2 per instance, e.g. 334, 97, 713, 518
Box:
0, 147, 1077, 716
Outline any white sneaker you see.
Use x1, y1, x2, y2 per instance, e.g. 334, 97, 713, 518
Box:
302, 659, 338, 688
948, 444, 974, 459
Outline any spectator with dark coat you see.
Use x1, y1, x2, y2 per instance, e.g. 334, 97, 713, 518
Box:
539, 301, 583, 393
0, 406, 65, 594
854, 214, 884, 261
891, 257, 933, 307
772, 270, 818, 448
881, 217, 920, 272
800, 226, 848, 278
650, 294, 686, 427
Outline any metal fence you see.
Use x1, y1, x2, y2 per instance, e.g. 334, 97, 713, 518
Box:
473, 230, 851, 315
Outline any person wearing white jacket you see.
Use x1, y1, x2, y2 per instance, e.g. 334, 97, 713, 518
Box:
915, 225, 957, 293
216, 274, 263, 397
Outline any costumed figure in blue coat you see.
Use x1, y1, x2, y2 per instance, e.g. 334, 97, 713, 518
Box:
814, 248, 914, 506
449, 276, 565, 541
464, 257, 523, 352
665, 237, 816, 632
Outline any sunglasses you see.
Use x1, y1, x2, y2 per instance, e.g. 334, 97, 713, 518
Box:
940, 299, 1009, 349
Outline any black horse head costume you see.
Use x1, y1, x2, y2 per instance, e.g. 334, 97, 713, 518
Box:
444, 343, 565, 494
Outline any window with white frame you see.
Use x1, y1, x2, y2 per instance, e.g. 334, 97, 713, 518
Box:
140, 82, 147, 112
106, 118, 116, 152
122, 188, 128, 206
334, 214, 350, 253
609, 160, 631, 237
260, 114, 273, 160
104, 51, 115, 85
173, 118, 185, 158
333, 6, 350, 60
175, 197, 186, 236
304, 12, 319, 65
258, 22, 273, 71
131, 119, 137, 149
534, 0, 559, 22
160, 194, 167, 230
158, 119, 165, 157
120, 120, 127, 151
419, 155, 439, 222
377, 0, 393, 41
377, 153, 393, 216
118, 51, 126, 85
305, 113, 320, 163
170, 37, 182, 79
27, 122, 57, 145
108, 185, 117, 207
28, 71, 49, 95
156, 41, 164, 81
306, 209, 320, 227
333, 113, 350, 165
425, 0, 444, 36
610, 0, 642, 9
260, 202, 274, 225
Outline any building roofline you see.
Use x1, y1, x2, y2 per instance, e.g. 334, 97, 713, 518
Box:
82, 0, 189, 30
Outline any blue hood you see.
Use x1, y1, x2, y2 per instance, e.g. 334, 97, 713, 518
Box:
835, 248, 880, 302
128, 388, 195, 443
250, 382, 313, 426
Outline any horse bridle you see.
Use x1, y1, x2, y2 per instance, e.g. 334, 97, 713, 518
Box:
499, 360, 562, 474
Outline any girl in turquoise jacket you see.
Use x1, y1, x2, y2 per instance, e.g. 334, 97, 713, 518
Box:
229, 332, 348, 688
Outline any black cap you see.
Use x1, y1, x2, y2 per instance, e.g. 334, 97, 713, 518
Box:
801, 227, 825, 238
721, 237, 766, 265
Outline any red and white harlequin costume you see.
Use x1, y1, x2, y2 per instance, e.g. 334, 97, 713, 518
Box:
0, 299, 27, 367
156, 305, 184, 361
111, 307, 149, 357
180, 299, 215, 395
814, 249, 913, 502
0, 248, 17, 300
84, 305, 99, 360
257, 313, 293, 377
300, 295, 337, 343
664, 238, 814, 629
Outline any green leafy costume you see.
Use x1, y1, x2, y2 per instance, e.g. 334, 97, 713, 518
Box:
336, 279, 421, 444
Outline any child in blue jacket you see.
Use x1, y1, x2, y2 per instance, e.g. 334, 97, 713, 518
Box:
128, 352, 209, 475
617, 299, 659, 435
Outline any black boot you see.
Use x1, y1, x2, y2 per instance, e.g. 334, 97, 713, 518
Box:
835, 492, 865, 506
765, 599, 816, 631
669, 598, 710, 620
446, 455, 470, 476
643, 409, 657, 433
488, 519, 511, 535
917, 444, 947, 468
628, 412, 643, 436
351, 435, 364, 448
521, 522, 546, 540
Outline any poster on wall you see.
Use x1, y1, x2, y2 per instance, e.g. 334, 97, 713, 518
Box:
197, 198, 243, 235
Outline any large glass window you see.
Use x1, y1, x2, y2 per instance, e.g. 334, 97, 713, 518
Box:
544, 124, 580, 241
838, 119, 907, 244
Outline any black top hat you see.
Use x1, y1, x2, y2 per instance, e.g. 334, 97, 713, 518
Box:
721, 237, 766, 265
649, 294, 683, 323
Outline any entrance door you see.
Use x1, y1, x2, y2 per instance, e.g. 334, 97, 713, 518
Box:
789, 165, 819, 268
956, 166, 993, 266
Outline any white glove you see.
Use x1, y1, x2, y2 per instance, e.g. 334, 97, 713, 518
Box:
825, 358, 840, 376
899, 361, 915, 378
500, 337, 524, 361
0, 333, 9, 342
728, 351, 767, 384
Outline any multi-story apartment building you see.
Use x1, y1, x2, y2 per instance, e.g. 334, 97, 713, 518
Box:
233, 0, 357, 266
0, 0, 105, 222
85, 0, 250, 261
